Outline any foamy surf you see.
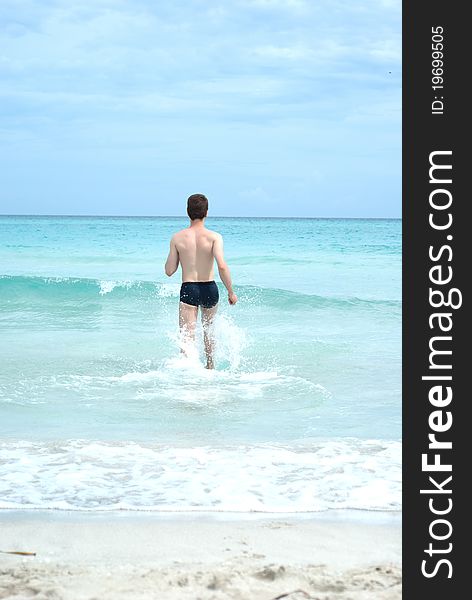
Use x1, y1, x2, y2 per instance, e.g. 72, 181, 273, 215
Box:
0, 439, 401, 513
56, 365, 328, 408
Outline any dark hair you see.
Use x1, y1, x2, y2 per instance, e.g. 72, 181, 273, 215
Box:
187, 194, 208, 220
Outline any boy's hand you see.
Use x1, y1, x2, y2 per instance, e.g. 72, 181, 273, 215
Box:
228, 292, 238, 305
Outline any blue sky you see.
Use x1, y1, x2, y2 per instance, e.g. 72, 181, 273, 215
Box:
0, 0, 401, 217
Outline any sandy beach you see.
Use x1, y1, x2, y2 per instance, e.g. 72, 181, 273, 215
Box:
0, 511, 401, 600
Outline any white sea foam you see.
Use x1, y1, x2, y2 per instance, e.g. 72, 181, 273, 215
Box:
0, 439, 401, 513
98, 279, 137, 295
156, 283, 180, 298
98, 280, 118, 295
59, 362, 327, 408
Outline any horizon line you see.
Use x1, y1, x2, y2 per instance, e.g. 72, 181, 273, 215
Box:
0, 214, 402, 220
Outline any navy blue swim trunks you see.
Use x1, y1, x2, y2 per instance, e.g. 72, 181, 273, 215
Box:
180, 281, 219, 308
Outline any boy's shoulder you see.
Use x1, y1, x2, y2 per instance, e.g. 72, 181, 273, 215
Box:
204, 228, 222, 240
172, 228, 189, 239
171, 228, 221, 241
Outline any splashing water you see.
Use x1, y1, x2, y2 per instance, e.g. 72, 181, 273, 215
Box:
165, 311, 248, 372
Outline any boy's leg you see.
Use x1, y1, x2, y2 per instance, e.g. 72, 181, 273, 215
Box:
179, 302, 198, 354
201, 304, 218, 369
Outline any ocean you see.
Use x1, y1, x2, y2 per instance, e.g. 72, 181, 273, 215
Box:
0, 216, 401, 514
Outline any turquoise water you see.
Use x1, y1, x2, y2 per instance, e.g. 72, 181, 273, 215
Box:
0, 216, 401, 513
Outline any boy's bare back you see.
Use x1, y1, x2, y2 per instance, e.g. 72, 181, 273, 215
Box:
171, 226, 221, 283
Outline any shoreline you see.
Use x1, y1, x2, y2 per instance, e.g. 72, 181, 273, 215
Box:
0, 506, 401, 524
0, 509, 401, 599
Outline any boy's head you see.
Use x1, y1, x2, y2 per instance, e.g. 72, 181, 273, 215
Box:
187, 194, 208, 221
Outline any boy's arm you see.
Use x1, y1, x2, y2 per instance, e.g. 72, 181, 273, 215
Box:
213, 234, 237, 305
164, 236, 179, 276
